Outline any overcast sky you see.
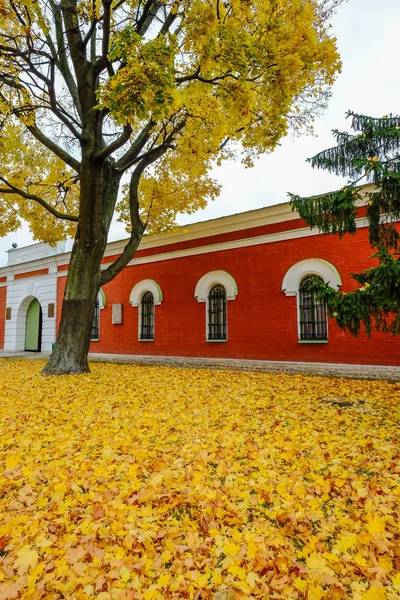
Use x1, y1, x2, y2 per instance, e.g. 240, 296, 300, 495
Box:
1, 0, 400, 266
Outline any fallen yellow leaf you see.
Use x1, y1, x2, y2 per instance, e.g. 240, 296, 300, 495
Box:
366, 514, 386, 534
14, 546, 38, 572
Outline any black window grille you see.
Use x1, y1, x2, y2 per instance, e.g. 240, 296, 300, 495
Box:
90, 298, 100, 340
140, 291, 154, 340
208, 284, 227, 340
299, 276, 327, 340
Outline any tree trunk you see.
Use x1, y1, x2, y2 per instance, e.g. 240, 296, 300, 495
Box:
42, 231, 107, 375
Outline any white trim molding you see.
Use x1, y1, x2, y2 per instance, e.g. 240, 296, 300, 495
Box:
129, 279, 163, 307
194, 270, 238, 303
1, 216, 372, 281
281, 258, 342, 297
98, 288, 106, 309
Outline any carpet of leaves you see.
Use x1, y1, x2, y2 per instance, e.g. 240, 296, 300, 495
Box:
0, 360, 399, 600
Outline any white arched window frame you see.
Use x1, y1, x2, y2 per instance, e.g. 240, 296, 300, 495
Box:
129, 279, 163, 341
91, 288, 106, 341
194, 270, 238, 342
281, 259, 342, 343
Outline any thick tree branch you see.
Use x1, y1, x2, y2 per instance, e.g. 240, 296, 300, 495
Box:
27, 124, 80, 172
14, 48, 53, 89
118, 139, 177, 171
2, 67, 82, 132
48, 59, 84, 140
48, 0, 81, 116
0, 86, 80, 171
82, 18, 99, 48
160, 10, 178, 34
101, 116, 187, 284
0, 179, 79, 222
115, 119, 156, 172
102, 0, 114, 76
136, 0, 162, 36
1, 18, 83, 135
219, 136, 230, 150
176, 68, 274, 85
101, 146, 166, 285
1, 23, 81, 124
176, 66, 200, 84
116, 115, 187, 173
95, 125, 132, 162
61, 0, 91, 111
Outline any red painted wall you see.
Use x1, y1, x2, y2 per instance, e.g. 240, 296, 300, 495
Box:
14, 268, 49, 280
56, 225, 400, 366
0, 287, 6, 349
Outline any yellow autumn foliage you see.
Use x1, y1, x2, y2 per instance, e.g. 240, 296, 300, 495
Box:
1, 0, 341, 238
0, 360, 399, 599
0, 120, 78, 244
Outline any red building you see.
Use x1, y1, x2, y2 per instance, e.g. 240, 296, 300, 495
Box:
0, 197, 399, 366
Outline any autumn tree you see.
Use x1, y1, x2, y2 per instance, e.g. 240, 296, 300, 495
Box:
0, 0, 341, 374
290, 111, 400, 337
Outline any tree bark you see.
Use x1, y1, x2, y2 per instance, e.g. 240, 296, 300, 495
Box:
41, 231, 107, 375
41, 156, 118, 375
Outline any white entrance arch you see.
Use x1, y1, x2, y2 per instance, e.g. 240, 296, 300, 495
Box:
4, 273, 58, 352
24, 297, 43, 351
14, 296, 41, 352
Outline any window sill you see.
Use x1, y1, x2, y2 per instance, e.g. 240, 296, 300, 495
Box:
90, 339, 99, 342
298, 340, 328, 344
138, 338, 154, 342
207, 339, 228, 343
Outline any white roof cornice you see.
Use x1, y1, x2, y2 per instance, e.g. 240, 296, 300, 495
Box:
0, 185, 376, 278
0, 200, 297, 276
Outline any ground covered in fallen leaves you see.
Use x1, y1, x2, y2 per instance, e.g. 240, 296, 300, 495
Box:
0, 360, 399, 600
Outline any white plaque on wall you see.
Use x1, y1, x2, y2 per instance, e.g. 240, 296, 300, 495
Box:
112, 303, 123, 325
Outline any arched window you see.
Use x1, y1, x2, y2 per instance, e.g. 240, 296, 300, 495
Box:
90, 298, 100, 341
208, 285, 227, 341
194, 270, 237, 342
299, 276, 327, 340
90, 289, 106, 341
129, 280, 162, 341
282, 258, 341, 343
140, 291, 154, 340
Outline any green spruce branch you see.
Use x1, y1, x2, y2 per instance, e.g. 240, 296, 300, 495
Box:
289, 111, 400, 337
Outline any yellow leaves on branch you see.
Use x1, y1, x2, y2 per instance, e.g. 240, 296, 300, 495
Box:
0, 360, 399, 599
118, 165, 220, 233
102, 31, 178, 123
1, 0, 341, 241
99, 0, 341, 232
101, 0, 341, 154
0, 120, 78, 243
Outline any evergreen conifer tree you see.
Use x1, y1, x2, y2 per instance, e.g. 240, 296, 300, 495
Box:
290, 111, 400, 337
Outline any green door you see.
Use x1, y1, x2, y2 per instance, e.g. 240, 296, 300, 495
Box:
25, 299, 42, 351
